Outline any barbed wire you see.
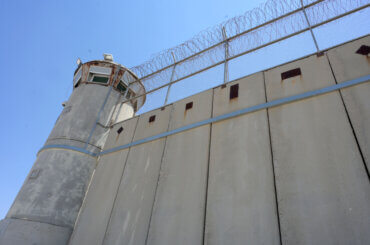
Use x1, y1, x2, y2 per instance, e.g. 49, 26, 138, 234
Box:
129, 0, 368, 92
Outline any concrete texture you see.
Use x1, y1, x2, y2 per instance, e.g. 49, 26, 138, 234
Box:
103, 139, 167, 245
47, 84, 125, 149
7, 149, 97, 228
133, 105, 172, 141
68, 150, 130, 245
2, 67, 138, 243
265, 54, 370, 244
0, 218, 71, 245
327, 36, 370, 171
69, 118, 138, 245
168, 89, 213, 129
102, 105, 172, 245
103, 117, 139, 150
205, 73, 280, 245
146, 91, 213, 245
3, 37, 370, 245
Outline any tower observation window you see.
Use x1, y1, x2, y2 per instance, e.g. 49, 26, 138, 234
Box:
89, 73, 109, 84
117, 81, 127, 93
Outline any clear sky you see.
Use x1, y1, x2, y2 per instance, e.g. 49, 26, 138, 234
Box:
0, 0, 368, 219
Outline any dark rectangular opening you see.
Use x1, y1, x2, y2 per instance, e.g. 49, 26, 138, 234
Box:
281, 68, 301, 80
149, 115, 156, 123
230, 84, 239, 99
221, 84, 227, 89
185, 102, 193, 110
117, 127, 124, 134
356, 45, 370, 56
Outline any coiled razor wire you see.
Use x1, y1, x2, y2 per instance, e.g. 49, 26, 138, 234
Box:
126, 0, 369, 108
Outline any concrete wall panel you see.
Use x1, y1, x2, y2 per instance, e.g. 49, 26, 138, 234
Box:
101, 105, 172, 245
147, 90, 213, 245
69, 117, 138, 245
169, 89, 213, 129
134, 105, 172, 141
327, 36, 370, 170
0, 218, 71, 245
68, 150, 130, 245
266, 55, 337, 100
103, 139, 166, 245
103, 117, 139, 150
205, 73, 280, 244
212, 73, 264, 116
147, 126, 210, 245
265, 55, 370, 244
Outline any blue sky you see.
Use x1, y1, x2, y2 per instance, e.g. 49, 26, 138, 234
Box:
0, 0, 368, 219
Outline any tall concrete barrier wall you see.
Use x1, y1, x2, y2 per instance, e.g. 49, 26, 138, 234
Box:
69, 36, 370, 245
205, 73, 280, 244
327, 36, 370, 171
265, 52, 370, 244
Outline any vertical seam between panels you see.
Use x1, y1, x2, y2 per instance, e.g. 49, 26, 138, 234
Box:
325, 53, 370, 181
101, 117, 140, 245
263, 71, 283, 245
145, 105, 174, 245
202, 89, 215, 245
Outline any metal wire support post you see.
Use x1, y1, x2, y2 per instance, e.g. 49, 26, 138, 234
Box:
222, 27, 229, 83
300, 0, 320, 53
164, 52, 177, 105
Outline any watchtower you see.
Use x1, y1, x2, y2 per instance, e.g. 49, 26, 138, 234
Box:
0, 55, 145, 245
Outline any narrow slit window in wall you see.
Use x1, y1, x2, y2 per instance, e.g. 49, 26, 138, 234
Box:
117, 127, 124, 134
185, 102, 193, 110
356, 45, 370, 56
281, 68, 301, 80
149, 115, 156, 123
230, 84, 239, 99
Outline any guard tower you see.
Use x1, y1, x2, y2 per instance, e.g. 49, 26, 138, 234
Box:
0, 55, 145, 245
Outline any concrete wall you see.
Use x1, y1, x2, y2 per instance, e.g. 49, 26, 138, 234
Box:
4, 37, 368, 245
146, 90, 213, 245
68, 117, 138, 245
265, 52, 370, 244
103, 106, 172, 245
327, 36, 370, 172
205, 73, 280, 244
67, 36, 369, 245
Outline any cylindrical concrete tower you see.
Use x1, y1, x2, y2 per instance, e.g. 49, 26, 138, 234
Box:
0, 55, 145, 245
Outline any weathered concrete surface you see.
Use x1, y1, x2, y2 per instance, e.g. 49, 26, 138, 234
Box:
147, 91, 212, 245
102, 105, 172, 245
205, 73, 280, 245
0, 218, 71, 245
103, 117, 139, 150
327, 35, 370, 171
68, 150, 130, 245
212, 73, 264, 116
2, 75, 136, 245
265, 54, 370, 244
47, 84, 125, 149
168, 89, 213, 128
133, 105, 172, 141
69, 118, 138, 245
103, 139, 166, 245
7, 149, 96, 228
